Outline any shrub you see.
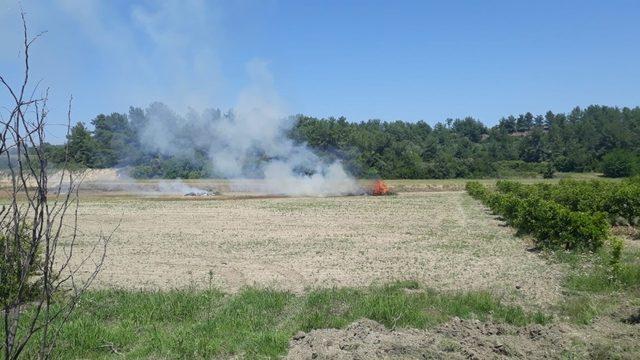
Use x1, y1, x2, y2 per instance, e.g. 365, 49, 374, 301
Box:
601, 149, 638, 178
541, 162, 555, 179
495, 180, 525, 195
489, 193, 522, 226
0, 225, 43, 308
493, 160, 547, 178
604, 184, 640, 226
555, 210, 609, 251
466, 181, 609, 251
465, 181, 488, 200
547, 180, 608, 214
524, 179, 639, 227
609, 237, 624, 274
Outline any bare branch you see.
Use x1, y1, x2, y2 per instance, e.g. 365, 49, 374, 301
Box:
1, 9, 111, 359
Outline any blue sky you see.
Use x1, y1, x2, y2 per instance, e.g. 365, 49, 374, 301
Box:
1, 0, 639, 143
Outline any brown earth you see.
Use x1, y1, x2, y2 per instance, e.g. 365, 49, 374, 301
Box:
64, 186, 563, 308
2, 173, 635, 358
285, 317, 640, 359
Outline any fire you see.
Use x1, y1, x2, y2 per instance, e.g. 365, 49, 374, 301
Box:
371, 179, 389, 196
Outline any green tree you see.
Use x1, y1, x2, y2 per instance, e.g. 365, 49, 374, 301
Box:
451, 117, 487, 142
91, 113, 135, 167
601, 149, 638, 178
48, 103, 640, 180
67, 122, 97, 167
519, 128, 547, 162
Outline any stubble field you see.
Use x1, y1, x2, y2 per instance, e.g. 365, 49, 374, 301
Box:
70, 182, 563, 308
3, 174, 639, 358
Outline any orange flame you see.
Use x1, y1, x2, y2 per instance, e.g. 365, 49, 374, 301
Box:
371, 179, 389, 196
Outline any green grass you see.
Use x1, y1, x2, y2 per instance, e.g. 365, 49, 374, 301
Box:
562, 245, 640, 294
556, 295, 602, 325
10, 281, 549, 359
551, 244, 640, 324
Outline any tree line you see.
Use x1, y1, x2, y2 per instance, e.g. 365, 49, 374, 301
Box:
45, 104, 640, 179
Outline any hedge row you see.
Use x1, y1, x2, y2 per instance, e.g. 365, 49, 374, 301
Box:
494, 179, 640, 227
466, 181, 609, 251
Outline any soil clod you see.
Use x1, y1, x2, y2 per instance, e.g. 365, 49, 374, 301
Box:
285, 318, 575, 359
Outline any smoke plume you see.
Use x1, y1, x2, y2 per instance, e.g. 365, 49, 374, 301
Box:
1, 2, 360, 196
135, 61, 361, 197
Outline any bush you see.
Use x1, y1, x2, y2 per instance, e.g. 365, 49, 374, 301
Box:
0, 225, 43, 308
465, 181, 488, 200
466, 181, 610, 251
495, 180, 527, 196
556, 210, 609, 251
540, 180, 639, 227
486, 192, 522, 226
495, 179, 640, 227
609, 237, 624, 274
511, 195, 607, 251
544, 180, 609, 214
605, 184, 640, 226
542, 162, 555, 179
493, 160, 547, 178
601, 149, 638, 178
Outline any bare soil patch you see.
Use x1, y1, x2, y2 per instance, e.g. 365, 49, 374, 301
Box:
285, 318, 570, 359
286, 317, 640, 359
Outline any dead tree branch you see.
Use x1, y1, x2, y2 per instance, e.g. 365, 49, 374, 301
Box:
1, 10, 111, 360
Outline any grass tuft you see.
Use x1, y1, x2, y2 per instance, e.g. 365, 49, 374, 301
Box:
563, 246, 640, 294
552, 243, 640, 324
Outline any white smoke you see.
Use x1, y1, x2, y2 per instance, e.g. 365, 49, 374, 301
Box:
156, 180, 210, 196
0, 2, 360, 196
247, 161, 360, 196
135, 61, 361, 197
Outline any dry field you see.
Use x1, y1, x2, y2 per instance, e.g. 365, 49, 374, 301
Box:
3, 174, 638, 358
65, 179, 564, 308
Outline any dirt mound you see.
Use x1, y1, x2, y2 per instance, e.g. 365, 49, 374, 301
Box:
285, 318, 575, 359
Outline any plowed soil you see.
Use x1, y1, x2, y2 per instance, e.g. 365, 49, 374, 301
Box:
68, 187, 562, 308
